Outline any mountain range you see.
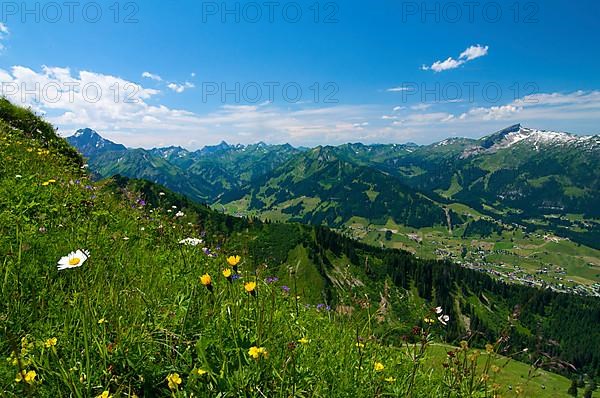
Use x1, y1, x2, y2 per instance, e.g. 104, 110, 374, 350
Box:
67, 125, 600, 251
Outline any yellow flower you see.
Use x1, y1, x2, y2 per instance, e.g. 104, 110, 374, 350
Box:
42, 181, 50, 186
384, 377, 396, 383
44, 337, 57, 348
97, 391, 112, 398
248, 346, 260, 359
222, 268, 232, 278
374, 362, 385, 372
248, 346, 267, 359
200, 274, 212, 286
424, 317, 435, 324
48, 179, 56, 183
244, 281, 257, 294
298, 337, 310, 345
355, 342, 365, 348
167, 373, 182, 390
17, 370, 36, 384
227, 255, 241, 266
195, 368, 208, 376
98, 318, 107, 324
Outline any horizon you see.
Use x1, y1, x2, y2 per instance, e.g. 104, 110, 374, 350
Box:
68, 123, 596, 151
1, 1, 599, 148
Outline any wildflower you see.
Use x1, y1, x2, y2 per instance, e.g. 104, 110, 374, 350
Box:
97, 391, 112, 398
384, 377, 396, 383
200, 274, 213, 292
44, 337, 57, 348
222, 268, 232, 281
194, 369, 208, 376
159, 192, 165, 196
437, 314, 450, 326
167, 373, 182, 390
281, 285, 290, 293
16, 370, 36, 384
298, 337, 310, 345
227, 255, 241, 266
485, 343, 494, 354
265, 276, 279, 284
98, 318, 107, 324
244, 281, 257, 296
435, 306, 443, 314
248, 346, 268, 359
179, 238, 203, 246
57, 249, 89, 271
424, 317, 435, 324
374, 362, 385, 372
355, 342, 365, 348
175, 211, 185, 218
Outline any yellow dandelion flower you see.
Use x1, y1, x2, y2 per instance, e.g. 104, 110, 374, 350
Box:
200, 274, 212, 286
248, 346, 260, 359
222, 268, 232, 278
374, 362, 385, 372
227, 255, 241, 266
97, 391, 112, 398
167, 373, 182, 390
15, 370, 25, 383
24, 370, 36, 384
44, 337, 57, 348
248, 346, 267, 359
195, 368, 208, 376
244, 281, 256, 293
298, 337, 309, 345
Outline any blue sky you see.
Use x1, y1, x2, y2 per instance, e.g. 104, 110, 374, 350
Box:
0, 0, 599, 148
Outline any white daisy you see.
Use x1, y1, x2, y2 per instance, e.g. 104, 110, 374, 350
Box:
57, 249, 89, 271
175, 211, 185, 218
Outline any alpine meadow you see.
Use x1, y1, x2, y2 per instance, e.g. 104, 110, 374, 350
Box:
1, 1, 600, 397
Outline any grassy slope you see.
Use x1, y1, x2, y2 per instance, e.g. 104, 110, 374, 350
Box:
0, 102, 589, 397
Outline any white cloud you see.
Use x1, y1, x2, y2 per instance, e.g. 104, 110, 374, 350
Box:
386, 87, 411, 92
393, 106, 405, 112
460, 45, 489, 61
422, 44, 489, 72
0, 23, 9, 52
142, 71, 162, 81
167, 81, 195, 93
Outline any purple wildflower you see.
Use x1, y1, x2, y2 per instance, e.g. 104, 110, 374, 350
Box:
281, 285, 290, 293
265, 276, 279, 284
